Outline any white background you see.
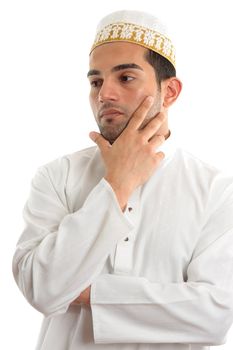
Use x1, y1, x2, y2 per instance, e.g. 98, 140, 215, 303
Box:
1, 0, 233, 348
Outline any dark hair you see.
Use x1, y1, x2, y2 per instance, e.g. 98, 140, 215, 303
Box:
144, 49, 176, 86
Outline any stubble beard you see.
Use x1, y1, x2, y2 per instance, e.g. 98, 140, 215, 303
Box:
98, 118, 130, 144
97, 96, 162, 144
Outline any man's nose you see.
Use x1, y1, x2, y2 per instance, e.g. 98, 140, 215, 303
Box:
98, 80, 119, 103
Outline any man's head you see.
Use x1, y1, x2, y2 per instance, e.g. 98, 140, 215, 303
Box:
88, 10, 182, 144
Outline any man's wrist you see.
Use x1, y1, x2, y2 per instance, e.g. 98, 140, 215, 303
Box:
104, 177, 130, 211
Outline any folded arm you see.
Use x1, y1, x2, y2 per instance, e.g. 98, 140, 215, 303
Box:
91, 228, 233, 345
12, 163, 133, 317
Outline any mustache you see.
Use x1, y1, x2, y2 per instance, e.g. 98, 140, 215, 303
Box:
97, 103, 125, 119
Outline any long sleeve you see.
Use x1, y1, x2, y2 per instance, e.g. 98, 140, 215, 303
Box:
12, 160, 134, 317
91, 230, 233, 345
91, 172, 233, 345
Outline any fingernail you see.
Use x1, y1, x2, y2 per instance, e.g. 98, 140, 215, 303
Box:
147, 96, 154, 104
89, 131, 97, 141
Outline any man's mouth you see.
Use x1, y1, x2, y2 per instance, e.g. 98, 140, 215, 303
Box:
100, 109, 123, 119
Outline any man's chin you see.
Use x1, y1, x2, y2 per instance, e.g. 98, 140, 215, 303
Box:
100, 128, 124, 144
100, 132, 118, 145
99, 120, 130, 144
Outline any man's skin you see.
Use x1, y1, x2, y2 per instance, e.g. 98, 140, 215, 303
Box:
71, 42, 182, 306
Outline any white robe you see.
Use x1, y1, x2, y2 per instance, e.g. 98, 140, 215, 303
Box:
12, 139, 233, 350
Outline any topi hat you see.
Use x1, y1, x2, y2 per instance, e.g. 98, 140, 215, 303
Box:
91, 10, 176, 68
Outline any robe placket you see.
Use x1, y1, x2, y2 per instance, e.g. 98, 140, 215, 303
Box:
112, 187, 141, 274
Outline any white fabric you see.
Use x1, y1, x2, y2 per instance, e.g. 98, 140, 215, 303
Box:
91, 10, 176, 68
95, 10, 169, 37
12, 138, 233, 350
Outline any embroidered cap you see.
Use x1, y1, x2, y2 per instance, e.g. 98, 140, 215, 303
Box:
91, 10, 176, 68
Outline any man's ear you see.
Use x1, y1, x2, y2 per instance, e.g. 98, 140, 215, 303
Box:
162, 77, 182, 108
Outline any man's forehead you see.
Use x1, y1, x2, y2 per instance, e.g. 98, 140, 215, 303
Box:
88, 42, 147, 72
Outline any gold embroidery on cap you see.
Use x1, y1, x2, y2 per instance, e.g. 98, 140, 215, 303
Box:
91, 22, 176, 68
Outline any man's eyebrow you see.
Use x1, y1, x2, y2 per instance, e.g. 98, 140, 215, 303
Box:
112, 63, 143, 72
87, 69, 100, 77
87, 63, 143, 77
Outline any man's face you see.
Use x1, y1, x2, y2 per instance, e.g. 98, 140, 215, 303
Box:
88, 42, 163, 144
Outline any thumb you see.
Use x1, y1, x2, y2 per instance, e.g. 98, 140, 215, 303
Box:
89, 131, 110, 153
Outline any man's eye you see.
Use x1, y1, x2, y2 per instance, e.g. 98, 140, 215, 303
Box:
90, 80, 102, 87
120, 75, 134, 82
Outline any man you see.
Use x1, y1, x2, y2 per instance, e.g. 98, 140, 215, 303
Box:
13, 10, 233, 350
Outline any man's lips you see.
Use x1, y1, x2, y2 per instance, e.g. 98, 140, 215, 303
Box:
100, 109, 123, 118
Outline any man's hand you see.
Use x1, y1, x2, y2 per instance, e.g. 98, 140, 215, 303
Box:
89, 96, 166, 210
70, 286, 91, 306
